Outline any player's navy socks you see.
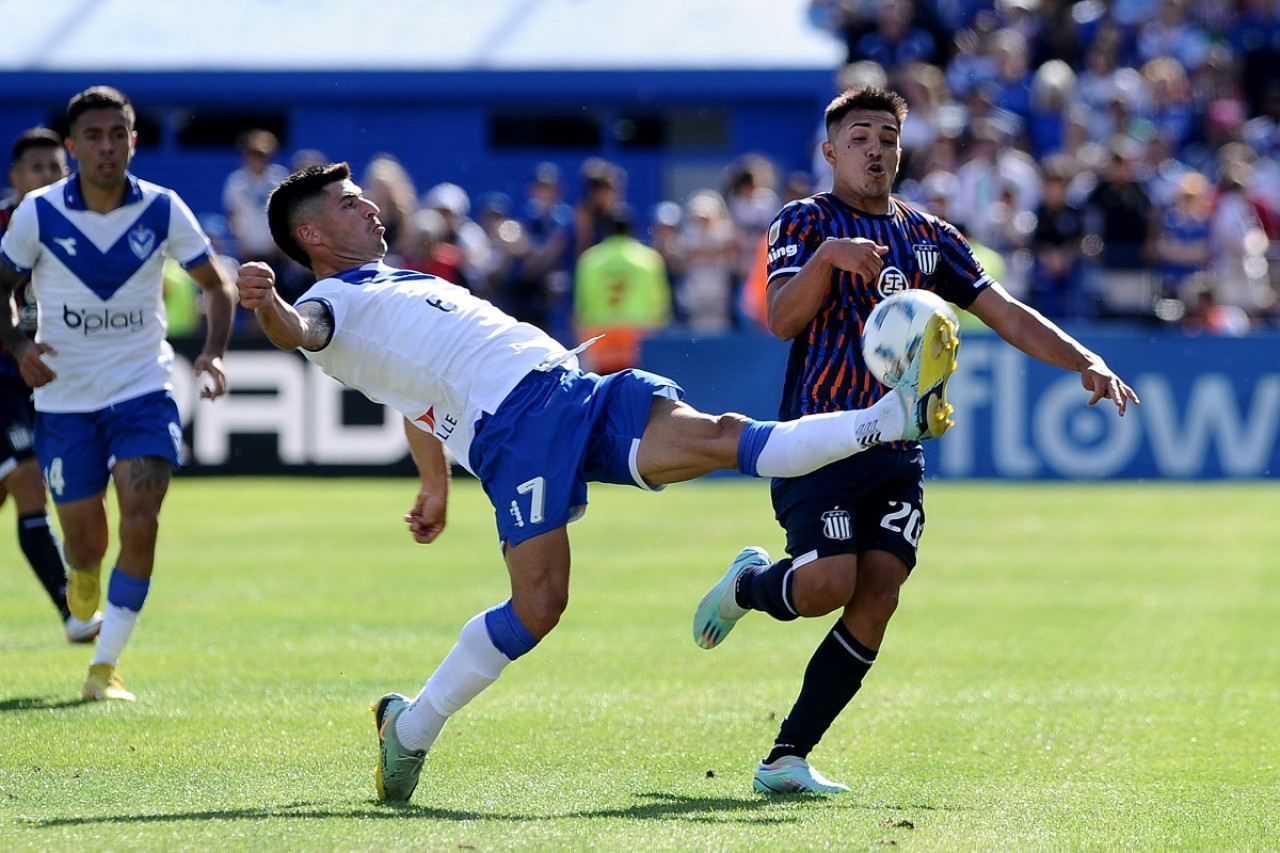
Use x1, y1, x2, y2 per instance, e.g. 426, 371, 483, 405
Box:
17, 513, 71, 620
765, 620, 877, 763
736, 558, 800, 622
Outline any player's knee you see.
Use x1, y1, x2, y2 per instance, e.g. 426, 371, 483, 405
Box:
518, 587, 569, 639
795, 568, 856, 616
118, 509, 161, 548
857, 583, 901, 627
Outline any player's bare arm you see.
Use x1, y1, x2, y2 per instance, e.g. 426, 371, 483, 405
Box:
969, 284, 1140, 415
186, 257, 236, 400
766, 238, 888, 340
403, 419, 450, 545
236, 260, 334, 352
0, 265, 56, 387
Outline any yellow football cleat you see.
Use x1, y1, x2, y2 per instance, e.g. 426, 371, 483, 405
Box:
81, 663, 136, 702
66, 566, 102, 622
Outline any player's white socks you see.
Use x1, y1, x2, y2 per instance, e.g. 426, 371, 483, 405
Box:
396, 612, 512, 753
751, 391, 907, 478
91, 604, 139, 666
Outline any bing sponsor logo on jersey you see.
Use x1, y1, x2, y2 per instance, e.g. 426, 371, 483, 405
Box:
128, 225, 157, 260
821, 508, 852, 541
876, 266, 910, 296
62, 304, 145, 335
913, 243, 939, 275
767, 243, 799, 265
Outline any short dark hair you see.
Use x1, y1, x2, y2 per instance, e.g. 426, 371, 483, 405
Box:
67, 86, 135, 132
11, 127, 63, 165
267, 162, 351, 270
824, 86, 909, 138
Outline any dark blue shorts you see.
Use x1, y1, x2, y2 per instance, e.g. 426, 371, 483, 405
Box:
35, 389, 183, 504
0, 375, 36, 479
770, 445, 926, 571
469, 367, 683, 547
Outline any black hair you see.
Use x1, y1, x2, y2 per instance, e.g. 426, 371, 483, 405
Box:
67, 86, 135, 132
824, 86, 909, 138
11, 127, 62, 165
266, 162, 351, 270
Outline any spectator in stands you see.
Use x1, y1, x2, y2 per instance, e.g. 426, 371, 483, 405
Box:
674, 190, 739, 333
1030, 155, 1087, 319
423, 182, 490, 294
573, 210, 672, 374
1081, 139, 1159, 317
516, 162, 574, 340
1154, 171, 1213, 299
475, 193, 528, 305
854, 0, 940, 71
723, 154, 781, 295
361, 154, 418, 262
572, 157, 625, 260
401, 208, 468, 287
1181, 272, 1252, 336
223, 129, 288, 267
1136, 0, 1210, 72
1208, 160, 1274, 318
648, 201, 685, 301
1028, 59, 1087, 158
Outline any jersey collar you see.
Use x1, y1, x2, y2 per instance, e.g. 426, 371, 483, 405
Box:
62, 172, 144, 211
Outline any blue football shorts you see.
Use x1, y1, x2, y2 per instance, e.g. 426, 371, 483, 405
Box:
469, 367, 683, 548
0, 375, 36, 480
769, 444, 927, 571
34, 389, 183, 504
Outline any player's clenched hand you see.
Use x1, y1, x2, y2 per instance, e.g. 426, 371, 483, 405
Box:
405, 488, 447, 545
820, 237, 889, 283
13, 338, 57, 388
1081, 362, 1140, 416
236, 261, 277, 309
193, 353, 228, 401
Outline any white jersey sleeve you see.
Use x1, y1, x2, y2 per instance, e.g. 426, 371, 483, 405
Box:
296, 263, 574, 474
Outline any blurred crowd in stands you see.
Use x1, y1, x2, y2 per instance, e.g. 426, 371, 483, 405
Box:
155, 0, 1280, 353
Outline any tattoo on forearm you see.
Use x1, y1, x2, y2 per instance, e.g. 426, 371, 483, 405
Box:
129, 457, 173, 494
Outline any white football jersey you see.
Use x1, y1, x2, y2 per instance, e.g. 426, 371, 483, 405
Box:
298, 263, 575, 474
0, 173, 213, 412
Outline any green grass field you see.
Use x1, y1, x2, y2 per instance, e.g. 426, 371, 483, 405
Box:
1, 477, 1277, 852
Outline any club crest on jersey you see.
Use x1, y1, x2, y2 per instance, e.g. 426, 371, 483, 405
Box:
913, 243, 939, 276
876, 266, 909, 296
128, 225, 157, 260
821, 509, 852, 541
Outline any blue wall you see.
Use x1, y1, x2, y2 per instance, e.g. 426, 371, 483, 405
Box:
0, 69, 833, 219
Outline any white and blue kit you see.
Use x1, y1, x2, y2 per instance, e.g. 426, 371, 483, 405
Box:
0, 173, 213, 501
296, 263, 682, 547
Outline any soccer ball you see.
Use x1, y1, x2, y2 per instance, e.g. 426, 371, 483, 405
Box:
861, 290, 958, 388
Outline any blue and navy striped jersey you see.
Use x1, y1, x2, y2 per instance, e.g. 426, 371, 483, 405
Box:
765, 192, 992, 420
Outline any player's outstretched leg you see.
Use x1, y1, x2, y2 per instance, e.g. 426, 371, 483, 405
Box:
373, 692, 427, 803
895, 310, 960, 441
693, 546, 770, 649
752, 755, 850, 794
81, 663, 135, 702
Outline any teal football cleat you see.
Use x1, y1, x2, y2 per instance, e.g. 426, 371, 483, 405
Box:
895, 309, 960, 441
753, 755, 850, 794
373, 692, 426, 803
693, 546, 770, 649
